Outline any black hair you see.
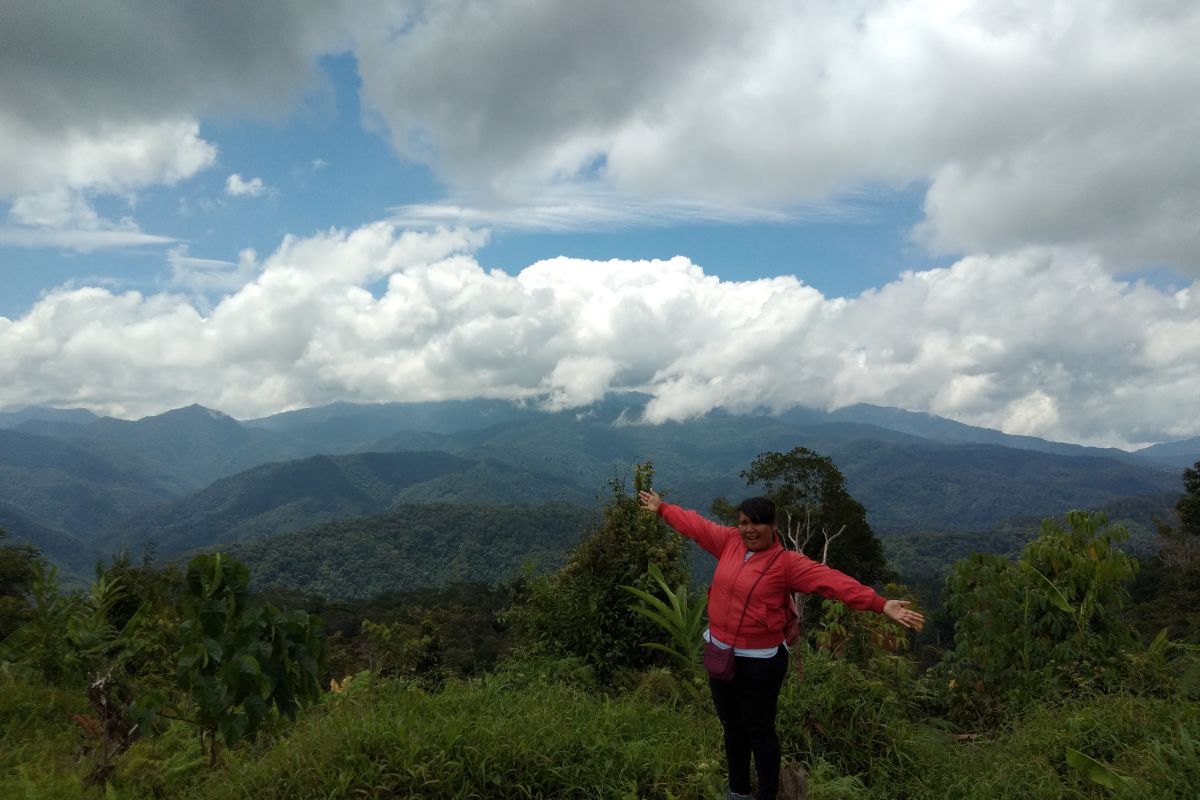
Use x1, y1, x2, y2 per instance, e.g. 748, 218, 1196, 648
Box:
737, 496, 776, 526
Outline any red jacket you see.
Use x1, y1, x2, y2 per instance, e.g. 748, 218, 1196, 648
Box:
658, 503, 886, 648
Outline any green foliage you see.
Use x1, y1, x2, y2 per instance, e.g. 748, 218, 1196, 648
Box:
176, 553, 326, 762
739, 446, 888, 583
506, 464, 689, 680
621, 562, 708, 696
108, 450, 475, 557
184, 674, 727, 800
359, 615, 446, 685
108, 720, 209, 798
0, 551, 177, 783
1064, 747, 1138, 794
282, 580, 517, 680
3, 643, 1200, 799
918, 692, 1200, 800
0, 566, 160, 786
0, 527, 38, 640
0, 672, 93, 800
811, 586, 919, 672
1178, 460, 1200, 537
776, 644, 941, 784
1, 561, 81, 681
939, 511, 1139, 709
1124, 560, 1200, 644
1123, 462, 1200, 645
221, 502, 593, 599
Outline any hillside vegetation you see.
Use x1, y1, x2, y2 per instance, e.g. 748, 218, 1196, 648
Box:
221, 502, 595, 599
99, 451, 476, 556
2, 456, 1198, 799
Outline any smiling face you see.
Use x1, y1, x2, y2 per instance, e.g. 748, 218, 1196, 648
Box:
737, 512, 776, 552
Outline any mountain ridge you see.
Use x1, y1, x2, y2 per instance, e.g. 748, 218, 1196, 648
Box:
2, 398, 1191, 578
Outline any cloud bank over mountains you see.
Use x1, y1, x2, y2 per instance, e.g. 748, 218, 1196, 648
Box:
1, 1, 1198, 446
2, 226, 1194, 449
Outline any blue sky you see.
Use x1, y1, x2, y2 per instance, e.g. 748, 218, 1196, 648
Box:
1, 2, 1198, 448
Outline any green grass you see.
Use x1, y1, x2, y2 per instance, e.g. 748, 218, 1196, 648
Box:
0, 673, 93, 800
4, 664, 1198, 800
181, 670, 725, 800
915, 693, 1200, 800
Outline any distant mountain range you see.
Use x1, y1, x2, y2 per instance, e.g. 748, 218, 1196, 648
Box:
0, 397, 1192, 588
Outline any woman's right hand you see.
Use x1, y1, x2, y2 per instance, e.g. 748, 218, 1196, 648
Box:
638, 489, 662, 513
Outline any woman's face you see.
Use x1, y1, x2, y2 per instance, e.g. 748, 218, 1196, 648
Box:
737, 512, 776, 552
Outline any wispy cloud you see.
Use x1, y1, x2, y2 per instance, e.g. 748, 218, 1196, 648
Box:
167, 245, 259, 295
390, 189, 844, 233
0, 225, 176, 251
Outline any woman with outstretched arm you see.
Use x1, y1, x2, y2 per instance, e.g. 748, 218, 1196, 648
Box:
638, 489, 924, 800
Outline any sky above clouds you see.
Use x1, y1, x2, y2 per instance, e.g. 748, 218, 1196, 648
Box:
1, 1, 1198, 448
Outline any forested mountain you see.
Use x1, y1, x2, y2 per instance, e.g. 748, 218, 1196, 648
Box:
880, 490, 1173, 587
92, 424, 1179, 573
0, 406, 98, 428
2, 397, 1192, 581
216, 502, 595, 599
832, 439, 1179, 531
100, 451, 476, 556
244, 398, 546, 447
368, 412, 939, 510
1134, 436, 1200, 469
0, 429, 173, 542
15, 404, 304, 492
795, 403, 1159, 465
0, 500, 94, 574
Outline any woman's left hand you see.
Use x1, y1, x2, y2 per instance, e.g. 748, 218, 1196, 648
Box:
882, 599, 925, 631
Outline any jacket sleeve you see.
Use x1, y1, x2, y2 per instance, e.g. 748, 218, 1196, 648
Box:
657, 503, 737, 558
784, 551, 886, 613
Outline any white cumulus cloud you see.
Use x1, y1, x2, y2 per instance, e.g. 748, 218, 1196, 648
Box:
1, 223, 1196, 448
0, 117, 216, 250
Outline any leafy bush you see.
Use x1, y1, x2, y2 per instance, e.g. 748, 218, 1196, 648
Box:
504, 464, 689, 680
938, 511, 1140, 713
776, 644, 943, 785
174, 553, 326, 764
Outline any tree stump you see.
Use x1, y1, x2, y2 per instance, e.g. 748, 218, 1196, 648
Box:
778, 762, 808, 800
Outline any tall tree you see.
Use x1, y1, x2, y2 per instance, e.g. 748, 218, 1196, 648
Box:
1157, 459, 1200, 570
737, 447, 888, 584
1178, 460, 1200, 539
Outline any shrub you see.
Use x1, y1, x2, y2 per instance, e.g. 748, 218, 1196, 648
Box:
175, 553, 326, 764
504, 464, 689, 680
938, 511, 1139, 713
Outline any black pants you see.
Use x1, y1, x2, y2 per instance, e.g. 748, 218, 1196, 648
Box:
708, 647, 789, 800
